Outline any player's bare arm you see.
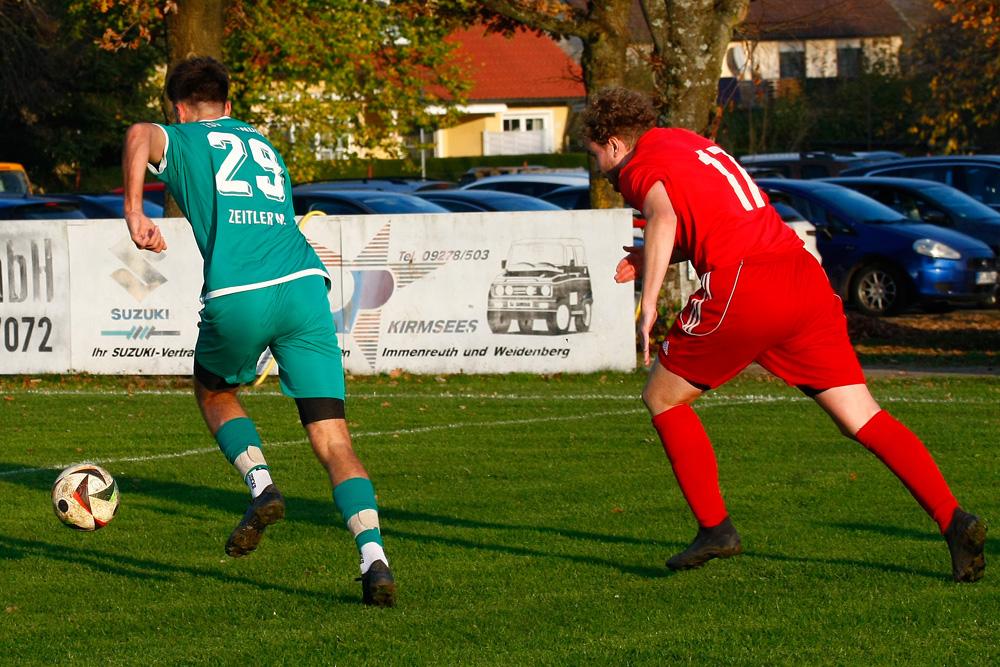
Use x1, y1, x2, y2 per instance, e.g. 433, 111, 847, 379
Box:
615, 243, 690, 283
637, 181, 679, 365
122, 123, 167, 253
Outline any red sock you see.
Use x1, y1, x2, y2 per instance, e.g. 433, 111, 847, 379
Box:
651, 405, 728, 528
855, 410, 958, 534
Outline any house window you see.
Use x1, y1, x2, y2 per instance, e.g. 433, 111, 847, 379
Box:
485, 111, 555, 155
779, 51, 805, 79
503, 116, 546, 132
838, 47, 862, 77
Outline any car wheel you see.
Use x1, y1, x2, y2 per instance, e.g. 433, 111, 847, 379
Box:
545, 301, 572, 334
850, 263, 909, 317
487, 311, 511, 333
574, 300, 593, 332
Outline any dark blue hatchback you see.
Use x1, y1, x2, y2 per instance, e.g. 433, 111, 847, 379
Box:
757, 179, 998, 316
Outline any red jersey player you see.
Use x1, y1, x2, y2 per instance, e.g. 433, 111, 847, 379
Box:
581, 87, 986, 582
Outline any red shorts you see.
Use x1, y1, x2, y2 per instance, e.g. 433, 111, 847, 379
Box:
658, 249, 865, 391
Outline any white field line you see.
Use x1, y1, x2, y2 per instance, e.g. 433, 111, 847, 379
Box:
0, 394, 982, 479
0, 387, 984, 404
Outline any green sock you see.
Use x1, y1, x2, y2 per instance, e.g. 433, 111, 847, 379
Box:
333, 477, 387, 573
215, 417, 271, 496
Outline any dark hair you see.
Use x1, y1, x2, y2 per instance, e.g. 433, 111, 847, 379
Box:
580, 87, 657, 147
166, 57, 230, 106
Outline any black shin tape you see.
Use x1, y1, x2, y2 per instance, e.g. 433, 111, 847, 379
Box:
193, 360, 241, 391
295, 397, 346, 425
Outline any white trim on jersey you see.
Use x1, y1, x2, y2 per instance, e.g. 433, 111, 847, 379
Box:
147, 123, 170, 175
679, 261, 743, 337
202, 268, 332, 302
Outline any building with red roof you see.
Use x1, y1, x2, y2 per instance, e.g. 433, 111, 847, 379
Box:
432, 26, 586, 158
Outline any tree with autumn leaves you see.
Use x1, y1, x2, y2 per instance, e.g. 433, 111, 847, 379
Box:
442, 0, 751, 208
67, 0, 471, 184
6, 0, 1000, 193
908, 0, 1000, 152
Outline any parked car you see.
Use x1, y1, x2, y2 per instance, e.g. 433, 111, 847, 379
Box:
461, 172, 588, 198
293, 178, 455, 193
0, 195, 86, 220
457, 165, 583, 186
540, 184, 590, 210
413, 189, 564, 213
839, 155, 1000, 213
824, 176, 1000, 252
109, 182, 166, 206
291, 188, 450, 216
768, 200, 821, 263
0, 162, 32, 194
756, 178, 998, 316
738, 151, 903, 179
51, 193, 164, 219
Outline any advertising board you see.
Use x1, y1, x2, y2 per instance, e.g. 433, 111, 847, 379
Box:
3, 209, 635, 376
0, 221, 72, 373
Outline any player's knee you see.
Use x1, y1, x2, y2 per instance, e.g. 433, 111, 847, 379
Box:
641, 379, 705, 414
193, 360, 240, 392
295, 397, 346, 426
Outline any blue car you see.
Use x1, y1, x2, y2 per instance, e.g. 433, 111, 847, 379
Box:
413, 189, 564, 213
0, 195, 86, 220
51, 193, 164, 219
756, 179, 998, 316
291, 188, 450, 216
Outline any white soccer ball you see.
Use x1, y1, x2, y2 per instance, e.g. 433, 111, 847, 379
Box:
52, 463, 120, 531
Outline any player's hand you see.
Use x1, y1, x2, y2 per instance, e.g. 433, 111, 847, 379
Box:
125, 211, 167, 253
638, 305, 657, 366
615, 245, 644, 283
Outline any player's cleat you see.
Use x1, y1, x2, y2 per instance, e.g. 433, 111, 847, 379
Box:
666, 516, 743, 570
357, 560, 396, 607
944, 507, 987, 583
225, 484, 285, 558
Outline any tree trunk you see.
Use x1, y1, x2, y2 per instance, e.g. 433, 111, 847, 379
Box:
159, 0, 227, 217
638, 0, 750, 132
580, 0, 633, 210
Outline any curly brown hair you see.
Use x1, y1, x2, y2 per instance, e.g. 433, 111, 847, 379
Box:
580, 88, 657, 147
166, 57, 230, 107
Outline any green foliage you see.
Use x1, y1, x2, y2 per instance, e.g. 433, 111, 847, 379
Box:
225, 0, 471, 183
12, 0, 471, 189
717, 62, 928, 156
0, 1, 162, 192
0, 372, 997, 665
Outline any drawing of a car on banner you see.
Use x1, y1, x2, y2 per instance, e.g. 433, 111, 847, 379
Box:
487, 238, 593, 335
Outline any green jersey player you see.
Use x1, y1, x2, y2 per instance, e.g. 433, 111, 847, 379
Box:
122, 56, 395, 607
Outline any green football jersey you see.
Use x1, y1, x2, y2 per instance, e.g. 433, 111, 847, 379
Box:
149, 117, 328, 300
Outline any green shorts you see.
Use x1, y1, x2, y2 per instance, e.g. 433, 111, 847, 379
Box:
195, 275, 345, 399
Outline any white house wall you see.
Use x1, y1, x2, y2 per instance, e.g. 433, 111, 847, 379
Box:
723, 35, 900, 81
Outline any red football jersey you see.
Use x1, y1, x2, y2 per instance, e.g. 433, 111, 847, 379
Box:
617, 128, 803, 275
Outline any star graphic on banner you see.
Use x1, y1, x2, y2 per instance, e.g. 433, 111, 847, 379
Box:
308, 222, 447, 368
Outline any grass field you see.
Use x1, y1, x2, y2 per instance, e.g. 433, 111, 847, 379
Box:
1, 371, 997, 666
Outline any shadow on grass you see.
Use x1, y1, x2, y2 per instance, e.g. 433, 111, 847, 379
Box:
739, 548, 948, 582
0, 535, 358, 604
828, 521, 943, 543
3, 464, 955, 582
2, 463, 675, 579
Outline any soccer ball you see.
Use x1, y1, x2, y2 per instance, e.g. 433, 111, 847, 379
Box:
52, 463, 120, 531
